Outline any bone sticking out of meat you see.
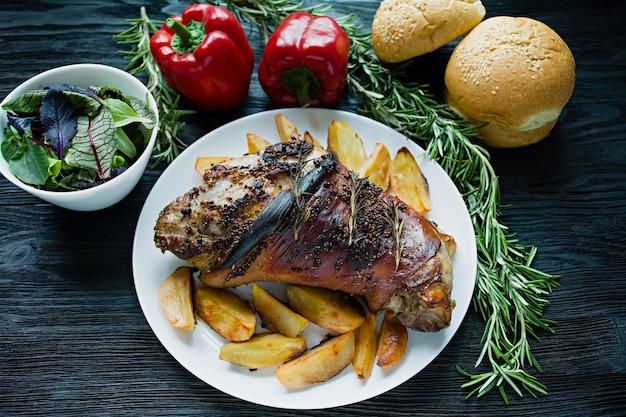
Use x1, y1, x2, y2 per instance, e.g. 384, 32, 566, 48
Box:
154, 140, 456, 331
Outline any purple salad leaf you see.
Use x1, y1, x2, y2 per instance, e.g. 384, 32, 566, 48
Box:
40, 90, 77, 159
7, 112, 34, 135
63, 108, 115, 180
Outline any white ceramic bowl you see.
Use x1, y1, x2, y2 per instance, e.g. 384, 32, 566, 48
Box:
0, 63, 159, 211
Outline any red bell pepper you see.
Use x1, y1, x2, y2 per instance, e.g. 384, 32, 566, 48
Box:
150, 4, 254, 111
258, 12, 350, 108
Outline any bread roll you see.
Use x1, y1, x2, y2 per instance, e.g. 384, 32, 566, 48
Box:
372, 0, 486, 63
444, 16, 576, 147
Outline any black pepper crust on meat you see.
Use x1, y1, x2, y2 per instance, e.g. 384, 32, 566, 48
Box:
154, 140, 324, 271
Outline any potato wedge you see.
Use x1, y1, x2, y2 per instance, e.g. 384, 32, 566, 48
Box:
251, 283, 309, 337
247, 132, 272, 153
327, 120, 367, 172
219, 333, 307, 369
352, 312, 377, 380
195, 156, 231, 175
157, 266, 195, 331
302, 131, 323, 149
390, 147, 431, 214
376, 311, 408, 368
194, 286, 256, 342
285, 285, 365, 333
276, 332, 355, 389
275, 113, 299, 142
359, 142, 391, 191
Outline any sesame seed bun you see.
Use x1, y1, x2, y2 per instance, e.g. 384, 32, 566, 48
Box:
372, 0, 486, 63
443, 16, 576, 147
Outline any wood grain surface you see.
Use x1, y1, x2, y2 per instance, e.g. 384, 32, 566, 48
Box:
1, 1, 625, 416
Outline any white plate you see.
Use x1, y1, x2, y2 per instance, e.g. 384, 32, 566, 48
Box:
132, 108, 477, 409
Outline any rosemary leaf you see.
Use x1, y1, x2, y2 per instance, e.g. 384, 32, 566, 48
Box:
346, 170, 369, 245
380, 200, 405, 270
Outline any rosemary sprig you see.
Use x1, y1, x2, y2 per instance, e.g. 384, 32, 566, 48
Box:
289, 143, 313, 240
345, 171, 369, 245
113, 6, 193, 167
381, 200, 405, 270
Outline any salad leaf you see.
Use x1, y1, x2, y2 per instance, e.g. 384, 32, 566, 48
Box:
64, 109, 116, 179
40, 89, 76, 159
128, 95, 157, 130
98, 86, 127, 101
103, 97, 154, 128
9, 138, 50, 185
1, 126, 19, 160
47, 157, 62, 181
112, 154, 127, 169
2, 91, 44, 114
114, 126, 137, 159
7, 112, 34, 135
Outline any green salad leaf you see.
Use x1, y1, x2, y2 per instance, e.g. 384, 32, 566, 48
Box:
103, 97, 154, 128
2, 126, 50, 186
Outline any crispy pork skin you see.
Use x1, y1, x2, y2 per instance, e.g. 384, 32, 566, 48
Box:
154, 141, 456, 331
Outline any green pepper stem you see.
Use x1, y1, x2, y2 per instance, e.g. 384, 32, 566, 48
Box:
282, 67, 320, 108
166, 18, 191, 47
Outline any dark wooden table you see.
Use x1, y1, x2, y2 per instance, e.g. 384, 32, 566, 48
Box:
1, 1, 624, 416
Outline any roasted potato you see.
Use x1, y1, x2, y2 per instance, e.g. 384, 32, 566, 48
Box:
376, 311, 408, 368
194, 286, 256, 342
275, 113, 299, 142
219, 333, 307, 369
247, 132, 272, 153
276, 332, 355, 389
302, 131, 323, 149
352, 312, 377, 380
327, 120, 367, 172
390, 147, 431, 214
359, 142, 392, 191
285, 284, 365, 333
195, 156, 231, 175
251, 283, 309, 337
157, 266, 195, 331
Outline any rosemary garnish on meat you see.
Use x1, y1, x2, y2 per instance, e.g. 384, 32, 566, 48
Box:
381, 200, 405, 270
116, 0, 560, 403
289, 143, 313, 240
345, 171, 369, 245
